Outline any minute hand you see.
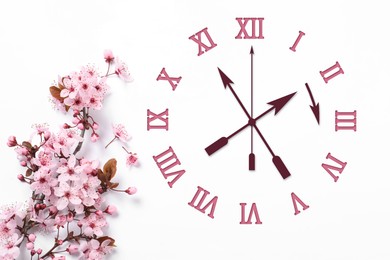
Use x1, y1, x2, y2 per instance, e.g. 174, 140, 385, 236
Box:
205, 91, 297, 156
218, 68, 251, 119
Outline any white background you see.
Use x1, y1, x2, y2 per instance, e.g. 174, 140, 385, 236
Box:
1, 0, 390, 259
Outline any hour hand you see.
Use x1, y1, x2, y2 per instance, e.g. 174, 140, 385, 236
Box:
205, 137, 228, 156
205, 124, 249, 156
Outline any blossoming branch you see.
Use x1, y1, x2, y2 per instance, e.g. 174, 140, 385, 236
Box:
1, 50, 138, 260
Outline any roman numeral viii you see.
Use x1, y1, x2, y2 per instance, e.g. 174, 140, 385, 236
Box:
153, 146, 186, 188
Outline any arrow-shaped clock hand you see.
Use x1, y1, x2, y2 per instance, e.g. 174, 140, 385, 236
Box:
205, 92, 296, 156
305, 83, 320, 124
218, 68, 251, 119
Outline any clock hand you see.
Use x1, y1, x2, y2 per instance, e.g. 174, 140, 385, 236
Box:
252, 125, 291, 179
218, 67, 251, 119
249, 46, 255, 170
205, 92, 296, 156
305, 83, 320, 124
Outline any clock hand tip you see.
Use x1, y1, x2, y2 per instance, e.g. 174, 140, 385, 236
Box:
217, 67, 234, 88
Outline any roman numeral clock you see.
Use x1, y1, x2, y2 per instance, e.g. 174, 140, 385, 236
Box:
147, 17, 356, 225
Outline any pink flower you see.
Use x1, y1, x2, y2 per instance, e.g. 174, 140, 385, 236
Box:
126, 152, 138, 167
78, 174, 101, 207
112, 124, 130, 142
0, 233, 23, 259
67, 244, 79, 255
79, 213, 107, 237
54, 182, 82, 211
30, 207, 56, 233
79, 239, 113, 260
104, 50, 114, 63
0, 219, 16, 238
30, 168, 58, 196
115, 58, 132, 82
57, 155, 80, 182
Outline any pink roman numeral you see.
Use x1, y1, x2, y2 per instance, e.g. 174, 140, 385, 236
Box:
321, 153, 347, 182
235, 17, 265, 39
189, 27, 217, 56
239, 203, 262, 224
289, 31, 305, 52
188, 186, 218, 219
156, 68, 182, 91
291, 192, 310, 215
320, 61, 344, 83
147, 109, 169, 131
153, 146, 185, 188
335, 110, 357, 131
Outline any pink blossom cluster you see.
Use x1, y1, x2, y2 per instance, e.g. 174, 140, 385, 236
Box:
2, 51, 138, 259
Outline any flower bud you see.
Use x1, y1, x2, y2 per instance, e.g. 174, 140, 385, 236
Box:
91, 133, 99, 142
49, 206, 58, 215
20, 161, 27, 167
77, 123, 84, 130
36, 248, 42, 255
7, 136, 17, 147
28, 234, 36, 242
92, 122, 99, 130
17, 174, 25, 182
72, 117, 80, 125
26, 242, 34, 250
125, 187, 137, 195
63, 123, 71, 129
105, 205, 117, 215
44, 131, 51, 140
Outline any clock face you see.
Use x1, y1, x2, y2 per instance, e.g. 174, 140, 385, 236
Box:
1, 1, 389, 260
150, 16, 352, 221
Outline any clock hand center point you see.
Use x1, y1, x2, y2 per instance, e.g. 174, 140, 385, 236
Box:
248, 118, 256, 127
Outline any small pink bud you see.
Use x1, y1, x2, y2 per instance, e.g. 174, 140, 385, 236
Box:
63, 123, 70, 129
49, 206, 58, 215
77, 123, 84, 130
73, 110, 80, 116
104, 49, 115, 63
7, 136, 17, 147
66, 212, 74, 222
28, 234, 36, 242
95, 210, 103, 216
92, 122, 99, 130
91, 133, 99, 142
20, 161, 27, 167
17, 174, 25, 182
26, 242, 34, 250
36, 248, 42, 255
105, 205, 117, 215
43, 131, 51, 140
56, 239, 63, 245
30, 249, 36, 256
77, 221, 82, 228
67, 244, 79, 255
125, 187, 137, 195
72, 117, 80, 125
